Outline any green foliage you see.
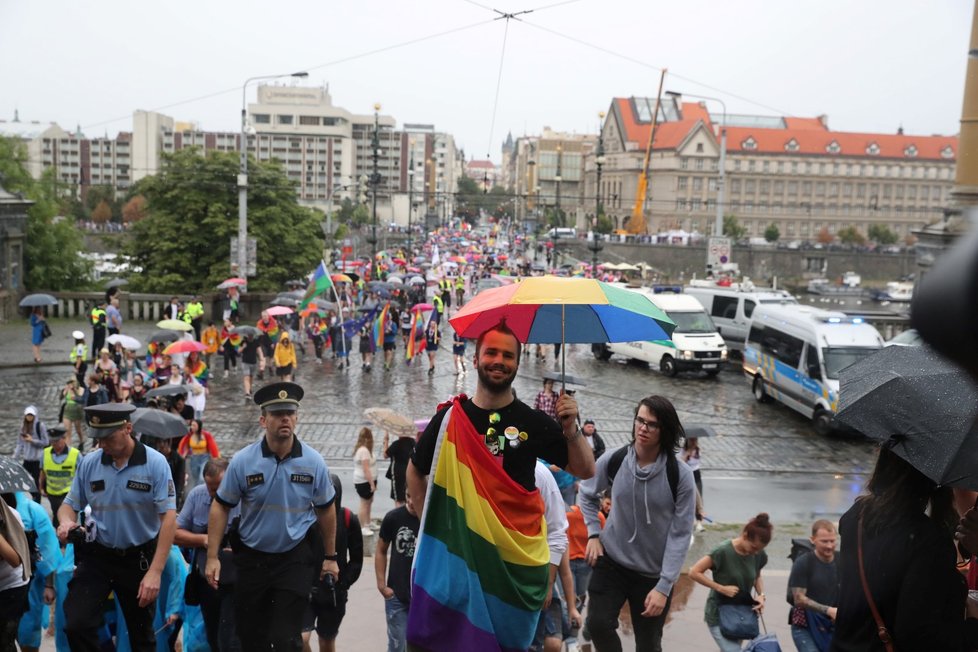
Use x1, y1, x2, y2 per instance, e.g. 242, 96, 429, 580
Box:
125, 149, 324, 293
763, 223, 780, 242
837, 225, 865, 245
595, 215, 614, 234
722, 214, 746, 241
867, 224, 898, 245
0, 137, 91, 290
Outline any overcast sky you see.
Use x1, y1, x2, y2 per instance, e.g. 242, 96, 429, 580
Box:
1, 0, 971, 162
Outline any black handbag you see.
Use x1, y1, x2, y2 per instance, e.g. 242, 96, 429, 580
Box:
717, 599, 759, 640
41, 321, 52, 340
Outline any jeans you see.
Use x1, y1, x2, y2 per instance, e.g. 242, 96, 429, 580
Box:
791, 624, 821, 652
385, 595, 409, 652
586, 555, 671, 652
187, 454, 207, 491
707, 624, 744, 651
569, 558, 592, 606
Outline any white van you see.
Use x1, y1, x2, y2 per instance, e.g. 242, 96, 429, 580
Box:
742, 305, 883, 435
545, 227, 577, 239
685, 283, 798, 351
592, 290, 728, 376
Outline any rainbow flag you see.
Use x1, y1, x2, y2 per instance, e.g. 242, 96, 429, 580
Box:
372, 302, 390, 349
405, 311, 427, 360
407, 397, 549, 652
187, 358, 209, 386
299, 261, 334, 310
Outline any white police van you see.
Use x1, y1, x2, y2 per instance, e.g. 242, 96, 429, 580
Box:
742, 304, 883, 435
592, 288, 728, 377
685, 282, 798, 351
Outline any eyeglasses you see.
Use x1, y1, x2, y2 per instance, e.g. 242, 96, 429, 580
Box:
634, 416, 661, 431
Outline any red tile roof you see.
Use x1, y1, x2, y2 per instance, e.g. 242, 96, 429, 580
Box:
613, 97, 957, 161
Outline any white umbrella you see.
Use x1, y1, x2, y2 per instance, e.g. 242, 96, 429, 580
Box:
106, 333, 142, 350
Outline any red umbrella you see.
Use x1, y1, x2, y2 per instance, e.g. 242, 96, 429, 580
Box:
392, 258, 407, 265
163, 340, 207, 355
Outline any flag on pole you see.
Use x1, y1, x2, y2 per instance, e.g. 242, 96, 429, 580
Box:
299, 261, 334, 311
406, 310, 427, 360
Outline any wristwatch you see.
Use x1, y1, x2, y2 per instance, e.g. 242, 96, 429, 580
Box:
324, 553, 338, 561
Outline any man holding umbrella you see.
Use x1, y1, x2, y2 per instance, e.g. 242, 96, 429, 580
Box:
57, 403, 177, 652
405, 321, 595, 651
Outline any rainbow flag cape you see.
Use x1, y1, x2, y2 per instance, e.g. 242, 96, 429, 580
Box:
300, 261, 334, 310
372, 302, 390, 348
187, 359, 209, 386
407, 397, 549, 652
405, 311, 427, 360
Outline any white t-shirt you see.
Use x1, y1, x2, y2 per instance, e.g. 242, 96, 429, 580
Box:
0, 508, 30, 592
353, 446, 377, 484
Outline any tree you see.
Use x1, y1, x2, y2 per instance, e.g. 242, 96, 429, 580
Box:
122, 195, 148, 224
594, 215, 614, 234
837, 226, 865, 245
816, 227, 834, 244
85, 184, 120, 222
763, 224, 780, 242
722, 215, 746, 241
125, 149, 324, 293
91, 200, 112, 225
867, 224, 898, 245
0, 136, 91, 290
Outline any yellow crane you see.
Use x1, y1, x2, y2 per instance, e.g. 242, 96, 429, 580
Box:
627, 69, 667, 235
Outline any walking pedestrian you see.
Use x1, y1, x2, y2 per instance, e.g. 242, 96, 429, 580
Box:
205, 382, 339, 652
303, 474, 363, 652
689, 512, 773, 651
406, 321, 595, 651
578, 395, 696, 652
682, 435, 706, 532
382, 428, 415, 507
90, 299, 107, 363
424, 318, 439, 376
359, 322, 375, 372
534, 378, 559, 421
57, 403, 177, 652
60, 378, 85, 451
106, 296, 123, 336
13, 490, 60, 652
186, 295, 204, 341
201, 321, 220, 370
29, 307, 46, 363
273, 332, 297, 382
451, 328, 467, 375
375, 491, 420, 652
70, 330, 88, 386
0, 493, 31, 652
220, 319, 240, 378
788, 520, 839, 652
177, 420, 220, 492
14, 406, 48, 503
174, 457, 241, 652
39, 425, 79, 528
237, 333, 263, 399
353, 427, 377, 534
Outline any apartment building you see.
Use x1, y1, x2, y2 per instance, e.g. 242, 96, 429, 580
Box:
586, 96, 957, 240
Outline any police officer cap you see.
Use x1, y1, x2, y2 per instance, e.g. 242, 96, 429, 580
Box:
84, 403, 137, 437
48, 424, 68, 440
254, 381, 304, 412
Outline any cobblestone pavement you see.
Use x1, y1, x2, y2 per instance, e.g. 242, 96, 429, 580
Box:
1, 317, 877, 477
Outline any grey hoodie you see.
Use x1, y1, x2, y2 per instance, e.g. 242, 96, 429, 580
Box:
578, 444, 696, 597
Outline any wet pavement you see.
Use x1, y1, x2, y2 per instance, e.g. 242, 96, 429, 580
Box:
12, 317, 866, 650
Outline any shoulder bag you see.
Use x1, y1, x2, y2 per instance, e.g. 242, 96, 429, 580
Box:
718, 593, 760, 641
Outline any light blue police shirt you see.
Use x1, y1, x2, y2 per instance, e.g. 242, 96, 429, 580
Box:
64, 441, 176, 548
216, 435, 334, 554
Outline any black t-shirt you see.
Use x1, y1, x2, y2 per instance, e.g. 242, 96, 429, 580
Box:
788, 551, 839, 615
240, 339, 260, 364
379, 506, 420, 605
410, 398, 568, 491
386, 437, 415, 498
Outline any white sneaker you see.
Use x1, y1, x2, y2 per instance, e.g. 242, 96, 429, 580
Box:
695, 522, 705, 532
361, 527, 373, 537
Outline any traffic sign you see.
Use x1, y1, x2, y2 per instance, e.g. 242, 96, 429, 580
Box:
707, 237, 732, 269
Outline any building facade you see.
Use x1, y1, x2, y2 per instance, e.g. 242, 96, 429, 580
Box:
586, 96, 957, 241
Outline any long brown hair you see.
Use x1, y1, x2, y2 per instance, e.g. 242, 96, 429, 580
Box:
353, 427, 374, 455
861, 446, 956, 536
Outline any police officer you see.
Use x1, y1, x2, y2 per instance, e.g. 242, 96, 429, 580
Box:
39, 425, 79, 528
186, 295, 205, 340
57, 403, 177, 652
206, 381, 339, 651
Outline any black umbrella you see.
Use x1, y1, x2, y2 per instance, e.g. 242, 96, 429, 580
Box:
836, 345, 978, 490
684, 424, 718, 439
270, 296, 298, 308
148, 330, 180, 343
345, 272, 361, 284
145, 384, 191, 399
279, 290, 306, 300
131, 408, 188, 439
232, 325, 260, 337
18, 293, 57, 308
313, 299, 337, 312
0, 456, 37, 493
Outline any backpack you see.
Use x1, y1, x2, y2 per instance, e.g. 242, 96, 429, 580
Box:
785, 539, 816, 605
606, 445, 679, 503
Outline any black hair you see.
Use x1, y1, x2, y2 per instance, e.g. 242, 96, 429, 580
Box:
633, 395, 685, 456
861, 446, 956, 536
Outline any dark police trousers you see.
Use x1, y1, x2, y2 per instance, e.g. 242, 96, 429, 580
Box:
233, 528, 321, 652
64, 540, 157, 652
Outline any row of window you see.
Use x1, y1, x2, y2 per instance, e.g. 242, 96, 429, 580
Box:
726, 178, 945, 202
672, 218, 911, 238
675, 198, 942, 216
678, 156, 952, 180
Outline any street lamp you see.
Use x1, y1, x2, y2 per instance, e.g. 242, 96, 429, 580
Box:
239, 70, 308, 278
554, 143, 563, 228
595, 111, 606, 227
369, 103, 382, 258
407, 150, 415, 255
665, 90, 726, 238
550, 229, 559, 270
588, 232, 604, 278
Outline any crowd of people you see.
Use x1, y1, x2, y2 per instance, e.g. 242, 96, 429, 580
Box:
7, 222, 978, 652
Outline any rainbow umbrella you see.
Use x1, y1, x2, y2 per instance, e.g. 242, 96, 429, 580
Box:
449, 276, 674, 386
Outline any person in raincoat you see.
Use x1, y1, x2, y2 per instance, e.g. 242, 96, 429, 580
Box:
15, 492, 61, 652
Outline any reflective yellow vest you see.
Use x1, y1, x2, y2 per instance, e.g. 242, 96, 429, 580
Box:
90, 307, 106, 327
42, 446, 80, 496
186, 301, 204, 320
